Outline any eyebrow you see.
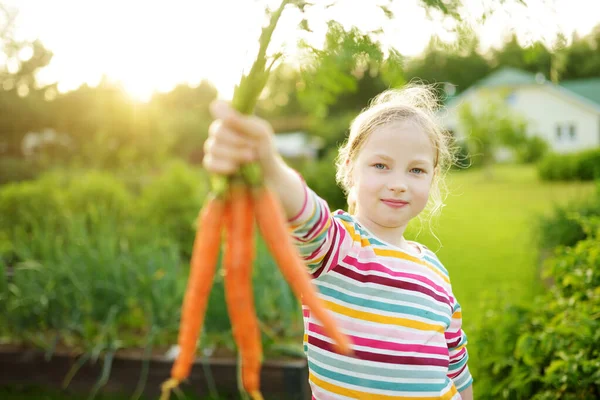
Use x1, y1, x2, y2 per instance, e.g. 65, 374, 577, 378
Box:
411, 158, 434, 165
371, 153, 433, 165
371, 153, 394, 162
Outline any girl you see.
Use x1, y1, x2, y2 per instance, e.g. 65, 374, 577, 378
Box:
203, 85, 474, 400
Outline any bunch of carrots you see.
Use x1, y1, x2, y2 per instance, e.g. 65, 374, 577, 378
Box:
159, 2, 352, 400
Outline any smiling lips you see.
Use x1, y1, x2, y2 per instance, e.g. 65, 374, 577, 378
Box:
381, 199, 409, 208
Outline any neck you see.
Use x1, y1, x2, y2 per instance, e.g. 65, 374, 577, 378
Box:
354, 214, 409, 249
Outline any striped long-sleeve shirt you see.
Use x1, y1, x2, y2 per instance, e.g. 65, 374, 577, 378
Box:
289, 184, 473, 399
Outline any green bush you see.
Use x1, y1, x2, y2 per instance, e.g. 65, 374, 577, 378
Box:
472, 216, 600, 399
451, 138, 472, 170
0, 157, 42, 185
0, 165, 305, 363
0, 177, 67, 263
64, 170, 134, 222
137, 160, 209, 259
516, 136, 549, 164
299, 148, 347, 212
538, 148, 600, 181
536, 184, 600, 252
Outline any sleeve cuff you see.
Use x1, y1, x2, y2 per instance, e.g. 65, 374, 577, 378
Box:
454, 365, 473, 393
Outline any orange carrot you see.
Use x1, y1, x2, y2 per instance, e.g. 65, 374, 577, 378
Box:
252, 186, 353, 356
224, 180, 264, 400
160, 194, 226, 400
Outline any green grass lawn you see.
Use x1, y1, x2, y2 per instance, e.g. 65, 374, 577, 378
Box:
407, 164, 595, 315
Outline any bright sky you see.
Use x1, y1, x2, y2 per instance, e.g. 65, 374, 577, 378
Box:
3, 0, 600, 102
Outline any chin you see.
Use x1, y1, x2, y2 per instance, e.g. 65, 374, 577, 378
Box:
375, 216, 407, 229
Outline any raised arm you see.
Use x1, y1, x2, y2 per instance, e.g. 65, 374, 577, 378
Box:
204, 101, 351, 275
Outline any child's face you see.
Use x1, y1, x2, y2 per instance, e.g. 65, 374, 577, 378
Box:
351, 120, 435, 238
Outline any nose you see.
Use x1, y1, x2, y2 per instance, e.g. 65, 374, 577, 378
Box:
386, 178, 408, 193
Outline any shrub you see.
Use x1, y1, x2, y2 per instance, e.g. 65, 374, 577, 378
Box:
472, 215, 600, 399
0, 177, 67, 263
64, 170, 134, 222
299, 148, 347, 212
451, 138, 472, 170
0, 164, 305, 362
516, 136, 549, 164
0, 157, 42, 185
538, 148, 600, 181
536, 184, 600, 252
136, 160, 209, 259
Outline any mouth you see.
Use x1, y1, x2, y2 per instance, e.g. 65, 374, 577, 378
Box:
381, 199, 409, 208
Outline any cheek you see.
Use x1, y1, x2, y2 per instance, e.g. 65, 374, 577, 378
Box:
357, 174, 383, 193
354, 179, 380, 205
414, 178, 433, 201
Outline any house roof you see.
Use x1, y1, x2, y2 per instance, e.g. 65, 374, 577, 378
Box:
560, 78, 600, 106
445, 67, 600, 112
474, 67, 541, 87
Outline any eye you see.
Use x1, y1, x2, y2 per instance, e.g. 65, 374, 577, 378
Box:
410, 168, 426, 174
373, 163, 387, 170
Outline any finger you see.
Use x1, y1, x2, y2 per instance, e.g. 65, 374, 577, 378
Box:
202, 154, 238, 175
204, 134, 255, 165
214, 124, 258, 150
210, 100, 272, 140
209, 143, 256, 164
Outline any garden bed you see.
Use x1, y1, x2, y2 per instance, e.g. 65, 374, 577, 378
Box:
0, 344, 310, 400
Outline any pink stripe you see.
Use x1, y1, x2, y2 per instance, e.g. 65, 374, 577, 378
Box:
308, 317, 445, 345
311, 228, 337, 279
307, 242, 325, 260
303, 200, 330, 240
310, 323, 448, 356
349, 258, 451, 298
449, 347, 467, 363
324, 225, 344, 272
288, 181, 309, 223
445, 330, 462, 341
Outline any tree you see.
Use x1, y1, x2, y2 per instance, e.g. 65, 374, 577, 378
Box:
0, 4, 54, 157
457, 92, 531, 178
561, 24, 600, 80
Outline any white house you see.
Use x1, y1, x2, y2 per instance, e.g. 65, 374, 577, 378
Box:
273, 131, 324, 160
440, 67, 600, 153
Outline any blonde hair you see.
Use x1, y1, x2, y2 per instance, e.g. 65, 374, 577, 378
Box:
335, 83, 456, 224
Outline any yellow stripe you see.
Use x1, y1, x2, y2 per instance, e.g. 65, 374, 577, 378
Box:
311, 251, 327, 265
451, 344, 466, 353
452, 311, 462, 319
340, 219, 372, 247
340, 220, 450, 284
324, 300, 444, 333
310, 372, 459, 400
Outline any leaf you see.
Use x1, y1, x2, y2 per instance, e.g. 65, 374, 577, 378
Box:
379, 5, 394, 19
299, 19, 311, 32
290, 0, 312, 13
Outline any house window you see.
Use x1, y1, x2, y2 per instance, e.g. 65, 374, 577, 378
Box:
568, 124, 576, 140
555, 124, 562, 141
505, 91, 517, 105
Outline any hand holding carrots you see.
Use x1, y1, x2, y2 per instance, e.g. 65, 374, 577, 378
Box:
204, 101, 280, 178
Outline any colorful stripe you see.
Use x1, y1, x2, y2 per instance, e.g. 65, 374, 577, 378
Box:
289, 185, 472, 398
